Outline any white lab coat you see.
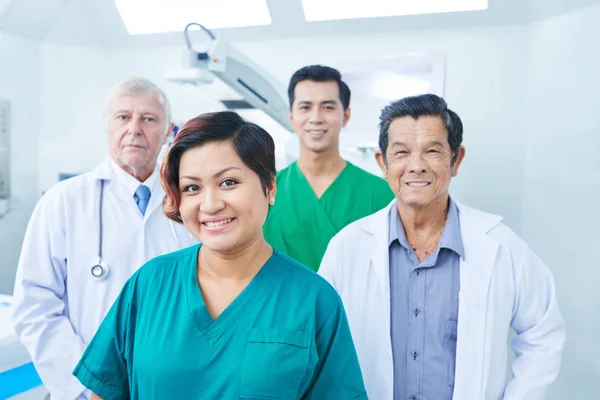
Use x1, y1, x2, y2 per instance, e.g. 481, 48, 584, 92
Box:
11, 159, 195, 400
319, 200, 565, 400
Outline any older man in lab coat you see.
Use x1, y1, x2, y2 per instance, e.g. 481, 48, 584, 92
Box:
12, 77, 194, 399
319, 94, 565, 400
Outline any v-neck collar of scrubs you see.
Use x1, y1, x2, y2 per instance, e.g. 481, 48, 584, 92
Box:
292, 160, 352, 202
185, 244, 277, 345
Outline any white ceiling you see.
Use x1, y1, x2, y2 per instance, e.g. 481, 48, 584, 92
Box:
1, 0, 599, 49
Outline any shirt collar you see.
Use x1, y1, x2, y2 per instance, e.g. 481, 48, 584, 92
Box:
388, 198, 464, 259
110, 159, 158, 198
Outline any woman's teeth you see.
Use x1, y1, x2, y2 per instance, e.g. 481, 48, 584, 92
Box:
205, 218, 233, 227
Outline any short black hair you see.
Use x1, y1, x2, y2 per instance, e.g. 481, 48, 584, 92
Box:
287, 65, 351, 110
161, 111, 276, 223
379, 94, 463, 165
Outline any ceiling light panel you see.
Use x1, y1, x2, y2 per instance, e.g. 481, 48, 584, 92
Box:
116, 0, 272, 35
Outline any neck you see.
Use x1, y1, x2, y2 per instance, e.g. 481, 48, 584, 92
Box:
199, 237, 273, 281
297, 146, 345, 177
116, 161, 154, 183
398, 195, 449, 236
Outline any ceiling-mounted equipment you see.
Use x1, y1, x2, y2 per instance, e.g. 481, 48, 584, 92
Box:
166, 23, 292, 131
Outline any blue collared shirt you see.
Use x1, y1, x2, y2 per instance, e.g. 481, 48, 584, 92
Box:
389, 199, 464, 400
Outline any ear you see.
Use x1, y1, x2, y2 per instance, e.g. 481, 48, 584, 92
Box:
267, 174, 277, 205
163, 123, 175, 145
451, 146, 466, 177
375, 150, 387, 179
342, 107, 351, 127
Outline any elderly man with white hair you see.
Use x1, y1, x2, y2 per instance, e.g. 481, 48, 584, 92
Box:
12, 77, 194, 399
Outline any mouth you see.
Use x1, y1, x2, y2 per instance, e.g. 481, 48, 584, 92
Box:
405, 182, 431, 187
124, 144, 146, 149
306, 129, 326, 137
202, 217, 235, 228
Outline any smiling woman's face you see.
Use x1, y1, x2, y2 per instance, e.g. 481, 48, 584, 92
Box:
178, 140, 274, 255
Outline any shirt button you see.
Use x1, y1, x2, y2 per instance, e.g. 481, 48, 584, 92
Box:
413, 308, 420, 317
410, 396, 417, 400
412, 351, 419, 360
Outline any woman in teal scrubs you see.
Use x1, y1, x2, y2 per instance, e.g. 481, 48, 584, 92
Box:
73, 111, 367, 400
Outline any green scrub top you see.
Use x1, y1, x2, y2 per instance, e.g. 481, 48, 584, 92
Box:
73, 244, 367, 400
264, 161, 394, 271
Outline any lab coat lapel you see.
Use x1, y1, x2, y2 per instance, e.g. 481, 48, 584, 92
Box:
365, 202, 395, 345
92, 160, 164, 214
89, 158, 113, 182
453, 203, 501, 400
144, 180, 164, 219
90, 159, 132, 203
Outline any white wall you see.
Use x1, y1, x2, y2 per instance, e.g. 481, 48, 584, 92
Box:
523, 3, 600, 399
38, 44, 112, 191
0, 33, 40, 294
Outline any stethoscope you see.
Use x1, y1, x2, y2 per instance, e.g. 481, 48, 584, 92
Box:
91, 179, 110, 281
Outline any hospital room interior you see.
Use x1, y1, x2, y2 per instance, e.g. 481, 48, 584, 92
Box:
1, 0, 599, 399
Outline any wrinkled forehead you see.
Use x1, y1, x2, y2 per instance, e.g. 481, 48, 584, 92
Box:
388, 115, 448, 142
106, 89, 166, 116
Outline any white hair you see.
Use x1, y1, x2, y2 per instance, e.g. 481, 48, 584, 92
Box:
105, 77, 172, 133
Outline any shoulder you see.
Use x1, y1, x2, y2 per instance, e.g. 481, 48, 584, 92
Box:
345, 162, 393, 199
346, 162, 386, 184
489, 223, 532, 260
456, 202, 520, 246
457, 202, 534, 263
43, 171, 95, 200
272, 250, 342, 309
275, 162, 296, 183
333, 205, 383, 243
320, 207, 387, 278
133, 244, 198, 284
33, 171, 97, 218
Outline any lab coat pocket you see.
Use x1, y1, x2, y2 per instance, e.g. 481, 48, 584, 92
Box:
239, 328, 311, 400
443, 319, 458, 387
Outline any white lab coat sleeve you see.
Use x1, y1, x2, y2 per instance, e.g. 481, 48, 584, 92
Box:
503, 246, 566, 400
11, 194, 88, 400
318, 234, 341, 291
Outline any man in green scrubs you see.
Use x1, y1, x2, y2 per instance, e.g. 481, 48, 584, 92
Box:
264, 65, 394, 271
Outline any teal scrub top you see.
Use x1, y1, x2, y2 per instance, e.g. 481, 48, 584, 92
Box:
73, 244, 367, 400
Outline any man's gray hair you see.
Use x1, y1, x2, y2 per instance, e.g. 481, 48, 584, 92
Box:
106, 77, 172, 133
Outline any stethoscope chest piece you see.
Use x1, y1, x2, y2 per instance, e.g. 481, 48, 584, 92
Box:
91, 259, 110, 281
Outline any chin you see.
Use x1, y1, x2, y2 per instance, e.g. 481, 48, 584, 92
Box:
123, 158, 147, 168
400, 197, 433, 209
307, 143, 332, 153
200, 239, 234, 253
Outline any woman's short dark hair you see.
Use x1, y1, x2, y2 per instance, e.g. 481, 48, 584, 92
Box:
379, 94, 463, 165
160, 111, 276, 223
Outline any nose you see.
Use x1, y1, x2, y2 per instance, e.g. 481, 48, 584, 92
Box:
308, 108, 324, 124
407, 152, 428, 174
127, 116, 143, 136
200, 188, 225, 214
